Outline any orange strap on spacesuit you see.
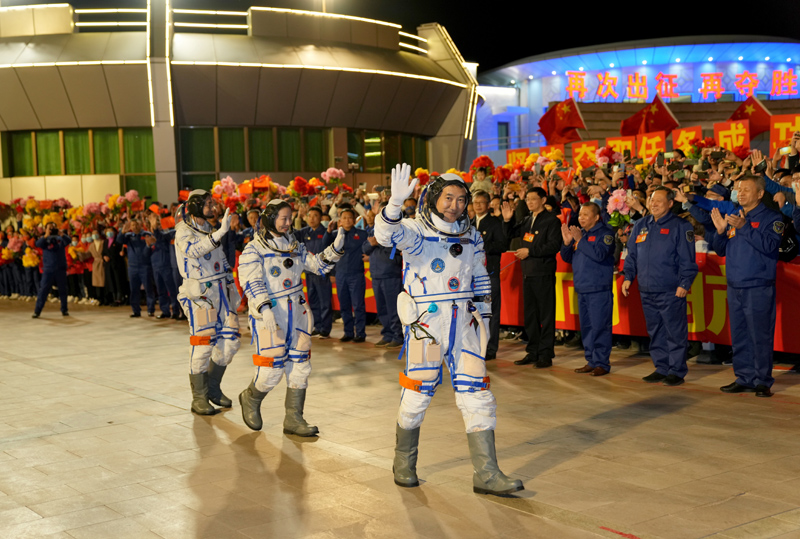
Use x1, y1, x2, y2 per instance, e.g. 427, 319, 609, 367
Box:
252, 354, 276, 367
189, 335, 212, 345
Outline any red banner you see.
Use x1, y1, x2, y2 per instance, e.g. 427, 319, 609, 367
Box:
770, 114, 800, 154
506, 148, 530, 166
671, 126, 703, 154
497, 252, 800, 353
605, 136, 636, 156
570, 140, 598, 168
539, 144, 565, 157
636, 131, 666, 161
713, 120, 750, 152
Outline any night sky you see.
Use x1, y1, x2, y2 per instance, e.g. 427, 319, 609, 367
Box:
5, 0, 799, 75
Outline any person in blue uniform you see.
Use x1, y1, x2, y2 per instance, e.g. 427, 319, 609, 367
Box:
294, 207, 333, 338
330, 208, 368, 342
32, 223, 71, 318
560, 203, 616, 376
710, 175, 783, 397
147, 212, 180, 320
117, 219, 155, 318
363, 202, 403, 348
622, 187, 698, 386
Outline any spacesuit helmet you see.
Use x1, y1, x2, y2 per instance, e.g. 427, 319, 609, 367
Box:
419, 172, 471, 236
185, 189, 215, 219
258, 199, 292, 239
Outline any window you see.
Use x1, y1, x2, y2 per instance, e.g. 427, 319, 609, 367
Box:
414, 137, 428, 169
123, 128, 155, 174
401, 134, 413, 169
249, 128, 274, 172
64, 130, 90, 175
364, 131, 382, 173
303, 128, 325, 173
219, 128, 245, 172
93, 129, 120, 174
277, 128, 301, 172
347, 130, 364, 172
384, 133, 400, 172
11, 132, 33, 176
497, 122, 509, 151
180, 128, 214, 172
36, 131, 61, 175
125, 175, 157, 201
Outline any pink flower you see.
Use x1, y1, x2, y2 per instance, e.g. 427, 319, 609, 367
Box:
536, 156, 551, 165
220, 176, 237, 196
124, 190, 139, 202
612, 152, 623, 163
276, 184, 287, 195
596, 156, 610, 165
213, 184, 224, 196
84, 202, 100, 215
7, 237, 24, 252
606, 189, 629, 214
105, 194, 112, 203
321, 167, 345, 181
100, 204, 109, 215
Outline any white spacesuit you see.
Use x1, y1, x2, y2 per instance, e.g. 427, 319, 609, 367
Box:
175, 190, 241, 415
375, 164, 523, 497
237, 199, 345, 435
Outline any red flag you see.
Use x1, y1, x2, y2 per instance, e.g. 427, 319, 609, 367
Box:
729, 96, 771, 138
538, 98, 585, 145
620, 95, 679, 136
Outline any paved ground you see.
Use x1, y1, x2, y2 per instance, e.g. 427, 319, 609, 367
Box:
2, 300, 800, 538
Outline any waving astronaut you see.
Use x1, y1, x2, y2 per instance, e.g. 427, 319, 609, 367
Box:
374, 163, 523, 497
175, 190, 241, 415
237, 199, 345, 434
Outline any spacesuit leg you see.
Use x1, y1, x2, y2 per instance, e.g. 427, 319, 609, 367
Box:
183, 299, 218, 415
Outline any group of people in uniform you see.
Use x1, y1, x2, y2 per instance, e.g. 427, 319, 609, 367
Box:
165, 156, 784, 498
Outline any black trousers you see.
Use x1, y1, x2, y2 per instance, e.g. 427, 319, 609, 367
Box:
487, 275, 501, 355
523, 274, 556, 359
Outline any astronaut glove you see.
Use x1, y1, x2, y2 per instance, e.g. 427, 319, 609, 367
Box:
333, 226, 346, 252
258, 305, 278, 334
211, 208, 232, 243
388, 163, 417, 214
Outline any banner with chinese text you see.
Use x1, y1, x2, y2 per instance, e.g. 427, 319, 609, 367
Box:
498, 252, 800, 353
636, 131, 666, 161
570, 140, 599, 168
713, 120, 750, 152
506, 148, 529, 166
770, 114, 800, 154
539, 144, 566, 158
671, 126, 703, 154
605, 136, 636, 156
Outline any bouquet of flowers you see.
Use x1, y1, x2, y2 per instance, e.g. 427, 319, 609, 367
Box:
212, 176, 238, 199
606, 189, 631, 228
415, 168, 430, 186
732, 145, 750, 161
595, 146, 623, 168
686, 137, 717, 160
470, 155, 495, 177
321, 167, 346, 187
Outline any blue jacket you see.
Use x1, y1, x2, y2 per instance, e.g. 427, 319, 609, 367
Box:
116, 231, 153, 267
363, 226, 402, 280
294, 225, 329, 254
623, 212, 698, 293
35, 233, 70, 272
711, 202, 783, 288
151, 229, 176, 270
560, 222, 616, 293
331, 227, 368, 278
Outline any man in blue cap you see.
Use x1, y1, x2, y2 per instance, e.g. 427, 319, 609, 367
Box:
294, 206, 333, 338
622, 187, 698, 386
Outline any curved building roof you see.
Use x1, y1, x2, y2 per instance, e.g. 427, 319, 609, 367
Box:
479, 35, 800, 86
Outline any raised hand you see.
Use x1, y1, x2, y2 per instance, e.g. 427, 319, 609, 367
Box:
710, 208, 727, 235
389, 163, 416, 207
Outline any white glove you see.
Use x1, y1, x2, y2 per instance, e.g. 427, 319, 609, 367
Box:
333, 226, 346, 252
211, 208, 232, 243
258, 305, 277, 334
388, 163, 417, 211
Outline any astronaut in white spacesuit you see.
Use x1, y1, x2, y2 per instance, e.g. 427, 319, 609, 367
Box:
237, 199, 346, 435
374, 164, 523, 496
175, 190, 241, 415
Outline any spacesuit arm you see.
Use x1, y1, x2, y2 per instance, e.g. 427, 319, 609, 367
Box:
471, 231, 492, 317
237, 243, 273, 314
175, 225, 219, 259
301, 242, 343, 276
374, 209, 424, 255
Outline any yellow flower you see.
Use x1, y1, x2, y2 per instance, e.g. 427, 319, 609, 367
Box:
23, 248, 40, 267
25, 199, 38, 212
415, 167, 429, 178
524, 153, 540, 169
33, 215, 42, 226
108, 194, 119, 210
22, 215, 33, 228
544, 162, 557, 173
2, 248, 13, 261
